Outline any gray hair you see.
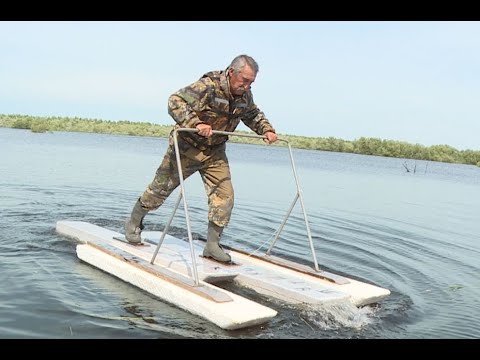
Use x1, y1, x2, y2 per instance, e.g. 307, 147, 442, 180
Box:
229, 55, 259, 75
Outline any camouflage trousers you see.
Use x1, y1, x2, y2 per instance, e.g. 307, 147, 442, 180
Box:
139, 135, 234, 227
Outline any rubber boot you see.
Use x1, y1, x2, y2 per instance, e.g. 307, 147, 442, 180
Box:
125, 198, 149, 244
203, 221, 231, 263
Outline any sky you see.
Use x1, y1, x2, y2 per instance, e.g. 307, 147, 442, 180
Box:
1, 21, 479, 150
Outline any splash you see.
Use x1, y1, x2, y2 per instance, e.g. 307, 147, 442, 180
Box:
297, 300, 376, 331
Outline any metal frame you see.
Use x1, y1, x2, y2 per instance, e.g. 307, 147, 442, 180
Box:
150, 128, 319, 285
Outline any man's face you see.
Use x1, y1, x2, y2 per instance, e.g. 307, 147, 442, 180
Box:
228, 66, 256, 96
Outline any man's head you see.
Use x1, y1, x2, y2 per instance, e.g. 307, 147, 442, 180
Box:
227, 55, 259, 96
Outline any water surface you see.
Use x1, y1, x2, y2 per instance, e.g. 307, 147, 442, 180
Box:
1, 128, 479, 339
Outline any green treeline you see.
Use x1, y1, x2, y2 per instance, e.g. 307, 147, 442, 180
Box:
1, 113, 479, 167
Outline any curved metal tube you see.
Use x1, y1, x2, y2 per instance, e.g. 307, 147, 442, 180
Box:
150, 128, 320, 286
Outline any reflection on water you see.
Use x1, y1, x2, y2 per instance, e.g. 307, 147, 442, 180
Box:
0, 128, 479, 338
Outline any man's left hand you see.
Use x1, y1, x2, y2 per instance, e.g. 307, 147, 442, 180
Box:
263, 131, 278, 144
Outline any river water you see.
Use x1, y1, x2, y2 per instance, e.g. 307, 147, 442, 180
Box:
0, 128, 479, 339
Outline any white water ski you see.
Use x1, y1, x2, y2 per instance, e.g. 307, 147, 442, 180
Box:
56, 220, 390, 329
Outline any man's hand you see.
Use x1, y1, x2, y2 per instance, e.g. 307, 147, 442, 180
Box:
196, 123, 213, 137
263, 131, 278, 144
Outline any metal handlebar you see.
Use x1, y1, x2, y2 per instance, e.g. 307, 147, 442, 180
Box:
150, 128, 319, 286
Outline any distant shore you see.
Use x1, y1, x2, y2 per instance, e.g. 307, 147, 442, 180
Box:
1, 114, 479, 167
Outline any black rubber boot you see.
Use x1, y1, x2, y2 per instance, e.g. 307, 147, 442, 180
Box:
203, 221, 231, 263
125, 198, 149, 244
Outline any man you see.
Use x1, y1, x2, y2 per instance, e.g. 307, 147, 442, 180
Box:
124, 54, 278, 263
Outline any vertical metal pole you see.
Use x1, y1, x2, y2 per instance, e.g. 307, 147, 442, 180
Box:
284, 143, 320, 271
172, 129, 200, 286
170, 128, 320, 281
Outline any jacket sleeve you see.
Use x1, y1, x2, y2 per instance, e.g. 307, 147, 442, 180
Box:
168, 77, 212, 128
241, 95, 275, 135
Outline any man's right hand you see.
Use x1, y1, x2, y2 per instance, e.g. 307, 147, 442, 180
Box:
196, 123, 213, 137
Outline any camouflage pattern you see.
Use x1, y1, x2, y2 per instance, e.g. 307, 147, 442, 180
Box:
139, 133, 234, 227
138, 68, 275, 227
168, 70, 275, 150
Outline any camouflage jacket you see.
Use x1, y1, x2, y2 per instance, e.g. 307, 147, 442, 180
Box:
168, 69, 275, 150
